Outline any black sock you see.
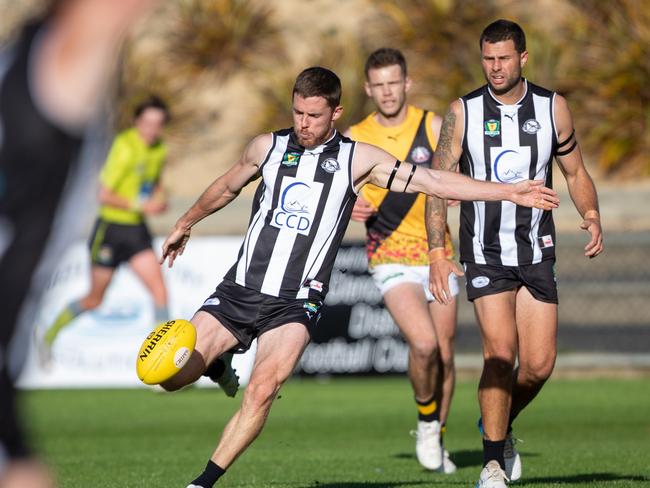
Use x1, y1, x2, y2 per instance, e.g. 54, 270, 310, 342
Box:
416, 394, 439, 422
483, 439, 506, 471
203, 359, 225, 381
190, 460, 225, 487
440, 423, 446, 447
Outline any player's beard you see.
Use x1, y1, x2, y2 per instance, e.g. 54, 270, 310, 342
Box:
296, 127, 333, 149
487, 71, 523, 96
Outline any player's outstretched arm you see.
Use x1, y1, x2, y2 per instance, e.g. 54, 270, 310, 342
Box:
353, 145, 560, 209
161, 134, 269, 267
553, 95, 603, 258
426, 102, 464, 304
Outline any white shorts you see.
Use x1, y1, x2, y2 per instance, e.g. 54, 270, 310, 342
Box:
370, 264, 460, 302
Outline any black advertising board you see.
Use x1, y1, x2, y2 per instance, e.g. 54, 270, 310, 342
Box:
296, 242, 408, 375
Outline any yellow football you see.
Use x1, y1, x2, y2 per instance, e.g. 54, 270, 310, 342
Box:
136, 319, 196, 385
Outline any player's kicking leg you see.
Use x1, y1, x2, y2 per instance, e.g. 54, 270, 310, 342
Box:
160, 311, 240, 393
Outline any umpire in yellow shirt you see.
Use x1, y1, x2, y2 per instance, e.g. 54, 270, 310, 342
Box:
39, 96, 170, 363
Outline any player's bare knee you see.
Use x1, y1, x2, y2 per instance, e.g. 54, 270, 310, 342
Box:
410, 339, 438, 363
244, 379, 280, 410
483, 354, 516, 378
520, 359, 555, 385
439, 353, 455, 373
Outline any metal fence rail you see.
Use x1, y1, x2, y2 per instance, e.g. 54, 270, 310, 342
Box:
454, 231, 650, 329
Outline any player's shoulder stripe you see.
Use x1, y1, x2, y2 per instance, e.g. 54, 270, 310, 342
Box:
527, 81, 554, 98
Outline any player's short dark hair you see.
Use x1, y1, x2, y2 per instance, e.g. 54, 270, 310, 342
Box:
364, 48, 407, 79
480, 19, 526, 54
134, 95, 170, 122
293, 67, 342, 109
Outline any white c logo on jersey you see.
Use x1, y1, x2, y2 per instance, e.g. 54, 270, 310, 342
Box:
271, 177, 324, 235
493, 149, 525, 183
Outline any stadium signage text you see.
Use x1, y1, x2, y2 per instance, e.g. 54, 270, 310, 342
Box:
296, 244, 410, 376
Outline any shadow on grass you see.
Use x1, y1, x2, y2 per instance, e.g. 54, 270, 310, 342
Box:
394, 449, 538, 469
248, 472, 650, 488
302, 482, 463, 487
519, 473, 650, 485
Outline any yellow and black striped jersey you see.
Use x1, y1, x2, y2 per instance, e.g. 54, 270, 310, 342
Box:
349, 105, 453, 267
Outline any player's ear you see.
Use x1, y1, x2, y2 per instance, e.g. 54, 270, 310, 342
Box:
363, 81, 372, 98
520, 50, 529, 69
404, 76, 412, 93
331, 105, 343, 122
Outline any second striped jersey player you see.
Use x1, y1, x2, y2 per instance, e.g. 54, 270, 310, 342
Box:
459, 79, 558, 267
426, 20, 603, 488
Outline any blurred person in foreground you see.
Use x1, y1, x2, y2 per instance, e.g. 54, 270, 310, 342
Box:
346, 48, 458, 474
38, 96, 171, 365
0, 1, 159, 487
426, 19, 603, 488
154, 66, 558, 488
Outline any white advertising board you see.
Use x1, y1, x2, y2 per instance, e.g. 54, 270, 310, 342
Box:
18, 236, 256, 389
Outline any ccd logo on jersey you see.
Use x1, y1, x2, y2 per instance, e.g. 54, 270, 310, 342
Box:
492, 148, 530, 183
271, 177, 324, 235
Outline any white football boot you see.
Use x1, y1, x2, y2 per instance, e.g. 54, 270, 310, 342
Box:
504, 432, 522, 481
476, 460, 509, 488
411, 420, 443, 470
440, 449, 457, 474
213, 352, 239, 397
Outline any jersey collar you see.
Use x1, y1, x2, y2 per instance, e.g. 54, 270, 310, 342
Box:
487, 78, 529, 107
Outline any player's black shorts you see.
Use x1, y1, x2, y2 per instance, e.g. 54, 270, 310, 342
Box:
463, 259, 558, 304
88, 218, 152, 268
198, 279, 323, 353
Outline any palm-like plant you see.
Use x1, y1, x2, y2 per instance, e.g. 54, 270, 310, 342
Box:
562, 0, 650, 175
251, 31, 373, 135
373, 0, 503, 112
114, 0, 287, 163
166, 0, 283, 78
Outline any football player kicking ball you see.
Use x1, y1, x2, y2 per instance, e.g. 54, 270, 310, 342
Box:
149, 67, 558, 488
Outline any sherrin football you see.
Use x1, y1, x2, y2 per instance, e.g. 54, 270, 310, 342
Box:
136, 319, 196, 385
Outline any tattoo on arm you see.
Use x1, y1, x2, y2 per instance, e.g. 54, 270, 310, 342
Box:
425, 196, 447, 249
435, 107, 459, 172
425, 106, 459, 249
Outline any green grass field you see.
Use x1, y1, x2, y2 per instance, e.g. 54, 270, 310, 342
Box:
22, 377, 650, 487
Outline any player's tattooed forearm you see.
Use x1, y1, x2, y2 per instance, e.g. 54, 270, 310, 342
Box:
425, 198, 447, 248
436, 107, 459, 172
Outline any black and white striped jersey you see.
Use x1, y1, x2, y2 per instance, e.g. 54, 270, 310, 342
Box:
223, 129, 358, 301
458, 79, 558, 266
